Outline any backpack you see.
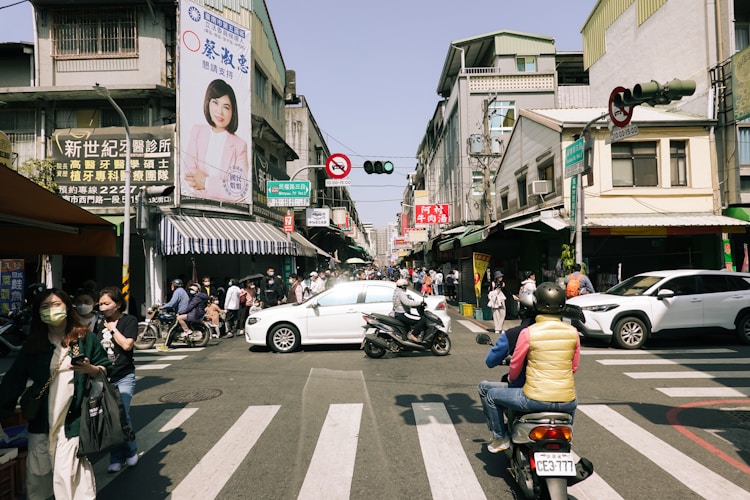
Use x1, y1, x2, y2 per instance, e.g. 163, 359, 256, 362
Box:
566, 273, 582, 298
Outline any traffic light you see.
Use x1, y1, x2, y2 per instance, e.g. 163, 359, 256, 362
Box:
363, 160, 394, 174
614, 79, 695, 107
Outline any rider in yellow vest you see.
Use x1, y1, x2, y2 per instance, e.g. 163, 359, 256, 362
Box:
485, 282, 580, 453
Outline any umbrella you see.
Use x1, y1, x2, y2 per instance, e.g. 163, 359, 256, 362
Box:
240, 273, 264, 282
345, 257, 366, 264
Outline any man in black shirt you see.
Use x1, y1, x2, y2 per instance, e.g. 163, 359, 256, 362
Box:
263, 267, 284, 308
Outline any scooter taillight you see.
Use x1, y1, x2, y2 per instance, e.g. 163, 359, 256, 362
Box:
436, 301, 445, 310
528, 425, 572, 443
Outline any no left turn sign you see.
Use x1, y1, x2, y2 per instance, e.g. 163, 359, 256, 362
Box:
325, 153, 351, 179
609, 86, 634, 128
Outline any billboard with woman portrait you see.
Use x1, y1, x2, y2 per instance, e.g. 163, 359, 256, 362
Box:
178, 1, 251, 204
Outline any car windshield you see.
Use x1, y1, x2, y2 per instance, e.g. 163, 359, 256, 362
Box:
605, 275, 662, 296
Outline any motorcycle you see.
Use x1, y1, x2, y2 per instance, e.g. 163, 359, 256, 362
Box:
475, 333, 593, 500
0, 306, 32, 357
360, 305, 451, 358
135, 304, 211, 350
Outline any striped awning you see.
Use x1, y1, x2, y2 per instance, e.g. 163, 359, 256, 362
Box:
159, 215, 298, 256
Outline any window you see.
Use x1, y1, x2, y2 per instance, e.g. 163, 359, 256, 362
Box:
271, 90, 283, 120
316, 286, 361, 307
611, 142, 658, 187
52, 9, 137, 58
701, 275, 731, 294
537, 159, 555, 194
0, 110, 35, 166
740, 128, 750, 166
737, 22, 750, 52
670, 140, 687, 186
364, 284, 394, 303
661, 276, 697, 296
472, 171, 483, 196
516, 56, 536, 72
254, 66, 268, 104
500, 193, 509, 211
101, 108, 146, 127
488, 101, 516, 137
517, 175, 527, 208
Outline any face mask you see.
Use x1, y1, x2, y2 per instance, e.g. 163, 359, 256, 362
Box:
268, 272, 274, 277
203, 281, 210, 286
40, 306, 67, 326
75, 304, 94, 315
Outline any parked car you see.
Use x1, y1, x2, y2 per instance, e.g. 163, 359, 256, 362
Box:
244, 280, 452, 353
562, 269, 750, 349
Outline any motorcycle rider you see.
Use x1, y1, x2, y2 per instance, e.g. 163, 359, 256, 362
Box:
484, 282, 580, 453
176, 283, 208, 340
477, 293, 536, 438
392, 278, 426, 343
162, 279, 190, 314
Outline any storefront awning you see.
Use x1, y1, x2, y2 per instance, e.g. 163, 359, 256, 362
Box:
504, 212, 568, 231
159, 215, 298, 256
289, 231, 336, 260
460, 221, 501, 247
0, 166, 117, 256
438, 226, 480, 251
586, 214, 750, 235
725, 207, 750, 222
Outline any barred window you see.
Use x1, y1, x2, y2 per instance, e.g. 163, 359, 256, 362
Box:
52, 9, 137, 58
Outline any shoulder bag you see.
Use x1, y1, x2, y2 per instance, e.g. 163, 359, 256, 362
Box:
77, 369, 136, 457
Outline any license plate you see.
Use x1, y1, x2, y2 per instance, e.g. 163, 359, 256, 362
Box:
534, 452, 576, 477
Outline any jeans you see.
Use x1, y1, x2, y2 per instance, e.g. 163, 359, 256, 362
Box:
478, 380, 509, 437
110, 372, 138, 464
486, 386, 577, 439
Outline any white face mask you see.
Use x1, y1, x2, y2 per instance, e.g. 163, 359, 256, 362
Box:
75, 303, 94, 315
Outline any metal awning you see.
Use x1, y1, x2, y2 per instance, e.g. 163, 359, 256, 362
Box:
460, 221, 502, 247
504, 210, 568, 231
585, 214, 750, 235
159, 215, 298, 256
289, 231, 336, 260
438, 226, 481, 251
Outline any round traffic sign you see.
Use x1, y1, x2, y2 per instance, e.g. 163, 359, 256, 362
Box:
325, 153, 351, 179
609, 86, 634, 128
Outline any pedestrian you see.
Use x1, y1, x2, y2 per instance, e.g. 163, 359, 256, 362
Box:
263, 268, 284, 307
223, 278, 241, 337
96, 286, 140, 472
488, 271, 507, 334
566, 263, 595, 298
519, 271, 537, 297
0, 288, 111, 498
421, 271, 433, 295
286, 274, 303, 304
434, 269, 444, 296
238, 281, 257, 331
73, 287, 100, 332
205, 296, 224, 338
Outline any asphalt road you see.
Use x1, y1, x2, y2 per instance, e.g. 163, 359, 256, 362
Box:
3, 307, 750, 499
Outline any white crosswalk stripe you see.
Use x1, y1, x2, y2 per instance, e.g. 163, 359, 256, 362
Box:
598, 357, 750, 365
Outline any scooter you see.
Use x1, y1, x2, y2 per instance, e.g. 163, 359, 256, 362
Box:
135, 304, 211, 349
476, 333, 593, 499
0, 306, 31, 357
361, 305, 451, 358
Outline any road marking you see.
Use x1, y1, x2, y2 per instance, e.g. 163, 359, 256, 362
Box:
134, 355, 187, 362
171, 405, 280, 499
135, 363, 171, 370
457, 319, 488, 333
413, 402, 486, 500
578, 404, 749, 499
657, 387, 750, 397
581, 348, 735, 355
626, 370, 750, 379
568, 451, 624, 500
298, 403, 363, 500
96, 407, 198, 490
598, 358, 750, 366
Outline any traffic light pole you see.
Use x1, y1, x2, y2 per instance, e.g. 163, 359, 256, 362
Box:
576, 112, 609, 266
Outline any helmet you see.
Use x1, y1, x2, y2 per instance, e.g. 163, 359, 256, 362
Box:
533, 282, 566, 314
396, 278, 409, 288
518, 292, 536, 317
171, 279, 184, 288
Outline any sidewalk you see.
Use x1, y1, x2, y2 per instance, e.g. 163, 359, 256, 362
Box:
446, 301, 521, 333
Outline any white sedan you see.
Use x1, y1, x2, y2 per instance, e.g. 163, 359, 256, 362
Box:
244, 280, 452, 353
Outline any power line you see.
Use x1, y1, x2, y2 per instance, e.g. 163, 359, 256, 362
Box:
0, 0, 28, 11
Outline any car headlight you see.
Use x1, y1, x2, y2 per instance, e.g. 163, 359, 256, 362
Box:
581, 304, 619, 313
246, 317, 260, 325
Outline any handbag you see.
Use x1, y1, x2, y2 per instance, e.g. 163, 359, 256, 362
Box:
77, 369, 135, 457
20, 353, 67, 421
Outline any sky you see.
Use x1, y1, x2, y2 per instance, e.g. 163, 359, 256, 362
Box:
1, 0, 598, 228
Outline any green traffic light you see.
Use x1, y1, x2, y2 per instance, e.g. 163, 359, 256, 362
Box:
382, 161, 394, 174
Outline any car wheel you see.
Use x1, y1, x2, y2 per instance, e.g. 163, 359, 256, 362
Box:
363, 340, 387, 358
268, 324, 300, 353
612, 317, 648, 349
134, 323, 158, 350
430, 334, 452, 356
736, 313, 750, 345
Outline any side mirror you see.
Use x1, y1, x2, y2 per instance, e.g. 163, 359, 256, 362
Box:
656, 289, 675, 300
308, 300, 319, 309
475, 333, 493, 345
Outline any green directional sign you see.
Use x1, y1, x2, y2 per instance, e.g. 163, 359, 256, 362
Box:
564, 137, 585, 179
267, 180, 311, 207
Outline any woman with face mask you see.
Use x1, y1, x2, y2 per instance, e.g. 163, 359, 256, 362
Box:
0, 287, 111, 499
97, 286, 140, 473
73, 288, 99, 332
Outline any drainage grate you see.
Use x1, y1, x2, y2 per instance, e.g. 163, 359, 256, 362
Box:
159, 388, 223, 403
727, 411, 750, 426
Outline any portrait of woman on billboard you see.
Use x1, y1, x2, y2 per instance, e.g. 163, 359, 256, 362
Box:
181, 78, 249, 203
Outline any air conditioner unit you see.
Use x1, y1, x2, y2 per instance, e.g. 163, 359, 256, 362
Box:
531, 180, 551, 196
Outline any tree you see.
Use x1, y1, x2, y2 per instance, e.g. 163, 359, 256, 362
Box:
560, 244, 575, 275
17, 157, 58, 193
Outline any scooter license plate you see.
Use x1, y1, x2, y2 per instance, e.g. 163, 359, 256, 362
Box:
533, 452, 576, 477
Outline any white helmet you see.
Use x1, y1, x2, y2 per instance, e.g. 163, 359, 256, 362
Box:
396, 278, 409, 288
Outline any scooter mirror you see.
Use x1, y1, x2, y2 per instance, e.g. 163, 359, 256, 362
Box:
475, 333, 492, 345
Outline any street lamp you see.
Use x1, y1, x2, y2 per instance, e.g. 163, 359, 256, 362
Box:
94, 84, 132, 306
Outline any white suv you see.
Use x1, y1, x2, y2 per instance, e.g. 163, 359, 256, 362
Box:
562, 269, 750, 349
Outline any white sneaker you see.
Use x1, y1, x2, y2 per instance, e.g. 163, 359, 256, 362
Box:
488, 436, 510, 453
